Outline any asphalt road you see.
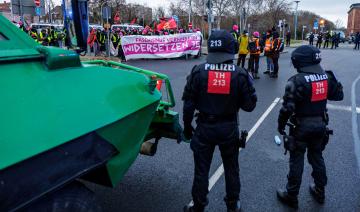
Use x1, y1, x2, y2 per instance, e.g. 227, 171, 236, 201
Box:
88, 45, 360, 212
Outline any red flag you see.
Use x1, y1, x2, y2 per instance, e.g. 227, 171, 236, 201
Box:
156, 19, 166, 31
130, 18, 137, 25
165, 18, 177, 29
157, 18, 177, 31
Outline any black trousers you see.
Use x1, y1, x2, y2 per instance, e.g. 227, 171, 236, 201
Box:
272, 56, 279, 74
248, 54, 260, 74
286, 121, 327, 196
237, 54, 247, 68
354, 42, 360, 50
286, 39, 290, 47
118, 45, 125, 60
323, 41, 329, 48
316, 42, 322, 49
331, 42, 337, 49
191, 121, 240, 209
309, 40, 314, 45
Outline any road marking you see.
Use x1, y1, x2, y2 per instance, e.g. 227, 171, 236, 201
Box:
327, 103, 360, 114
279, 100, 360, 114
188, 97, 281, 206
351, 75, 360, 172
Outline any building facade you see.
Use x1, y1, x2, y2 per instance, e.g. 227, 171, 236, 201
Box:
0, 1, 11, 20
348, 3, 360, 35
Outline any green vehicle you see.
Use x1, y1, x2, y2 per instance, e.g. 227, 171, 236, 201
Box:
0, 13, 182, 211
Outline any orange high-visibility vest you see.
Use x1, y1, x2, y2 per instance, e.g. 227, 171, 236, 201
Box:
264, 38, 272, 52
272, 38, 281, 51
250, 38, 261, 55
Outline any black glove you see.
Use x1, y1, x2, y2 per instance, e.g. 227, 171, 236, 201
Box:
278, 124, 286, 135
183, 124, 194, 141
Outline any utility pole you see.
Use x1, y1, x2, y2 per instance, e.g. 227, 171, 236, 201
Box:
48, 0, 52, 23
100, 1, 107, 26
302, 25, 306, 40
188, 0, 192, 24
106, 6, 110, 57
19, 0, 23, 22
294, 1, 300, 40
283, 19, 286, 40
207, 0, 212, 37
242, 8, 246, 32
10, 1, 14, 21
239, 6, 241, 33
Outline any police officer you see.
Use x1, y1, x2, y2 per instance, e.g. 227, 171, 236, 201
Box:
276, 45, 344, 209
309, 32, 315, 46
182, 30, 257, 212
316, 33, 323, 49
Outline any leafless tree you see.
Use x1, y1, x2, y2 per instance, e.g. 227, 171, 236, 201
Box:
212, 0, 232, 29
154, 6, 166, 19
263, 0, 291, 27
334, 19, 344, 30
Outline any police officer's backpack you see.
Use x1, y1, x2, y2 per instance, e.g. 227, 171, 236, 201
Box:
248, 41, 257, 53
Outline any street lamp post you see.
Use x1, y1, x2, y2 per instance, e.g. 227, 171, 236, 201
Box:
10, 1, 14, 21
302, 25, 307, 40
189, 0, 192, 24
207, 0, 212, 37
100, 1, 107, 26
294, 1, 300, 41
320, 19, 325, 33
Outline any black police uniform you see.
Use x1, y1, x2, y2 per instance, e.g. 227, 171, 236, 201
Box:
323, 32, 329, 48
316, 34, 323, 49
277, 45, 344, 209
182, 30, 257, 212
309, 33, 315, 46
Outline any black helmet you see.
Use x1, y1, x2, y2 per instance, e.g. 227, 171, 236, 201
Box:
207, 30, 236, 64
291, 45, 322, 73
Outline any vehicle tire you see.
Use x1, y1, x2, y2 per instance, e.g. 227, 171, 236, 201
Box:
23, 181, 102, 212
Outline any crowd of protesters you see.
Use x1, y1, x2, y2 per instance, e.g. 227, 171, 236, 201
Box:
87, 26, 202, 61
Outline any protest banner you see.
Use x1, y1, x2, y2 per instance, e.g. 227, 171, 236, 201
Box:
121, 33, 201, 60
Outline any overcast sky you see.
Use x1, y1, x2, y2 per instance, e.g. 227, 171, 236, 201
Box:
126, 0, 356, 27
1, 0, 356, 27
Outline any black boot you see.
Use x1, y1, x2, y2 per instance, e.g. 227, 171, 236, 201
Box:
309, 183, 325, 204
183, 204, 205, 212
276, 189, 298, 209
253, 73, 260, 79
263, 70, 270, 74
225, 199, 241, 212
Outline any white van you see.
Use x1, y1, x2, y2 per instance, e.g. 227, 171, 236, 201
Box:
89, 24, 104, 31
111, 24, 144, 32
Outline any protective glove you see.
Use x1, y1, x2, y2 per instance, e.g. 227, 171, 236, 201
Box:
183, 124, 194, 141
278, 124, 286, 135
